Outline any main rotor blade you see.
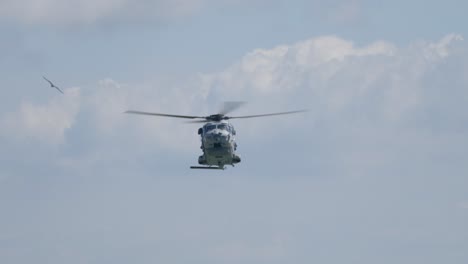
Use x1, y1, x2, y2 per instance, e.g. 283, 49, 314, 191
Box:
219, 101, 246, 115
125, 110, 205, 119
228, 110, 307, 119
186, 120, 209, 123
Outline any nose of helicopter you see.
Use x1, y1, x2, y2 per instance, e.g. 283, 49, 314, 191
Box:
214, 132, 228, 142
206, 130, 229, 144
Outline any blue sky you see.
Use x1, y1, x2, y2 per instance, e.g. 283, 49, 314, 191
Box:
1, 1, 468, 263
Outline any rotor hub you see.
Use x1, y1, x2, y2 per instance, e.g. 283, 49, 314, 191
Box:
206, 114, 228, 122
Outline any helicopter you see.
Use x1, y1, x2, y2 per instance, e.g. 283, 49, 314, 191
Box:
125, 102, 306, 170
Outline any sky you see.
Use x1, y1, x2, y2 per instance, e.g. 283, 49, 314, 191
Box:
1, 0, 468, 263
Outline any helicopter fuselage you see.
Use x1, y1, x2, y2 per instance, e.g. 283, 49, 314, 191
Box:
125, 102, 305, 170
197, 120, 241, 169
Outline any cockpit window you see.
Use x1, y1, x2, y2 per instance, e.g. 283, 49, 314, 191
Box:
205, 125, 216, 132
217, 124, 227, 130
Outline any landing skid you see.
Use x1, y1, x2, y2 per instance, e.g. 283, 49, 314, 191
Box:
190, 166, 225, 170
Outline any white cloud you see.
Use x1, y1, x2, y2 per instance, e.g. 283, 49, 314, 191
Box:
1, 34, 467, 173
206, 34, 465, 123
200, 35, 401, 134
83, 77, 209, 153
423, 34, 464, 60
33, 35, 468, 147
0, 87, 80, 146
207, 35, 397, 96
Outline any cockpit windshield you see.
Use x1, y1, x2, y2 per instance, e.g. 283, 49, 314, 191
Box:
205, 125, 216, 132
217, 124, 227, 130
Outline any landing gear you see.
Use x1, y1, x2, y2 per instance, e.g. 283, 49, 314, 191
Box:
190, 166, 224, 170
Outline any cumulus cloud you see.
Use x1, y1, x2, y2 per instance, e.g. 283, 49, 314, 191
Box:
32, 35, 468, 140
1, 34, 467, 174
423, 34, 464, 60
205, 34, 465, 124
1, 87, 80, 146
205, 36, 397, 96
83, 77, 209, 153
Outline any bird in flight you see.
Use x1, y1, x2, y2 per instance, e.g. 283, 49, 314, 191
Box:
43, 76, 64, 94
